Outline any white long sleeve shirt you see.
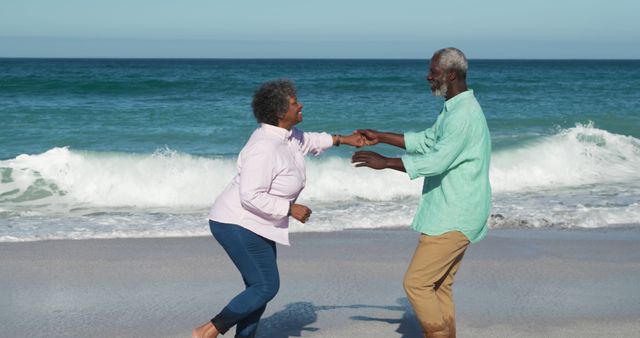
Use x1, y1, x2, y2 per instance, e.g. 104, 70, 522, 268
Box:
208, 123, 334, 245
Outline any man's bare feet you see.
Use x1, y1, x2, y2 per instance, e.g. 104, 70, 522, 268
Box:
192, 321, 219, 338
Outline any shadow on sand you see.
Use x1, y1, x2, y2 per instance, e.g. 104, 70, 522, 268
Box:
258, 298, 422, 338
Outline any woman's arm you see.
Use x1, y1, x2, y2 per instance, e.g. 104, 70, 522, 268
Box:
238, 145, 290, 221
332, 134, 365, 147
293, 129, 364, 155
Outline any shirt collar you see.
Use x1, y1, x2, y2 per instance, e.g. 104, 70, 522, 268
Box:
260, 123, 292, 141
443, 89, 474, 113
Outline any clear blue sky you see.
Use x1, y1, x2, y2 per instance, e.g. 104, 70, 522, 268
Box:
1, 0, 638, 59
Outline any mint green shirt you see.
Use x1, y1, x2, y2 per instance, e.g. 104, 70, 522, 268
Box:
401, 90, 491, 243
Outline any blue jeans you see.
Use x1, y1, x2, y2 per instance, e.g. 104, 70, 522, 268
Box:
209, 220, 280, 338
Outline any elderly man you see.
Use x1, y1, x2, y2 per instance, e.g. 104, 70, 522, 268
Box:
352, 47, 491, 338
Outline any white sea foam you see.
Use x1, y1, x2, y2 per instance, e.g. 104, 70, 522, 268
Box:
0, 147, 235, 208
1, 123, 639, 241
0, 147, 423, 209
490, 122, 640, 192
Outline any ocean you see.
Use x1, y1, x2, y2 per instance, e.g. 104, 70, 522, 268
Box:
1, 58, 639, 242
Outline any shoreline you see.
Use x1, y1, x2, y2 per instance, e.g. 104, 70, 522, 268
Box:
3, 222, 640, 244
2, 227, 640, 337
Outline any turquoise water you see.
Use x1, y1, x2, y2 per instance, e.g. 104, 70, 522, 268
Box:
1, 59, 639, 241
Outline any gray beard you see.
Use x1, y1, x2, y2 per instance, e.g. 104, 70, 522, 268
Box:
433, 83, 448, 97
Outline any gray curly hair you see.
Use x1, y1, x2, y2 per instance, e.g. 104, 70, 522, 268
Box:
251, 79, 297, 126
434, 47, 468, 80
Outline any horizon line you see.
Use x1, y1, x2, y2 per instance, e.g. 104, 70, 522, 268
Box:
2, 56, 640, 61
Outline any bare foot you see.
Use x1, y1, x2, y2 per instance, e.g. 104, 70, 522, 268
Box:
192, 321, 219, 338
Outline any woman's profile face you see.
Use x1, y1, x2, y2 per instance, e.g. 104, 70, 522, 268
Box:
279, 96, 304, 128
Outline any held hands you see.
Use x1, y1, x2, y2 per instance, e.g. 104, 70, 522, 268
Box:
291, 131, 380, 223
344, 129, 387, 169
349, 129, 402, 171
335, 130, 379, 148
289, 203, 312, 223
354, 129, 379, 146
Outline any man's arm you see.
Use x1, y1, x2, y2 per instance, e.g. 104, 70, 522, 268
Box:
404, 125, 437, 155
351, 151, 406, 172
401, 116, 469, 179
353, 115, 470, 177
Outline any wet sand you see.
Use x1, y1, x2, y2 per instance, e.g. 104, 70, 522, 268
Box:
2, 227, 640, 337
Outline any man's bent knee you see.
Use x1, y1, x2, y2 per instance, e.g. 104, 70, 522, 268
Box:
403, 274, 434, 295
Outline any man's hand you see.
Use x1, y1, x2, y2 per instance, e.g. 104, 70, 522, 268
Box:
351, 150, 389, 170
355, 129, 379, 146
290, 203, 312, 223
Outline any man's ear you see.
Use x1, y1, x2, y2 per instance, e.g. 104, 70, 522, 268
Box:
447, 70, 457, 81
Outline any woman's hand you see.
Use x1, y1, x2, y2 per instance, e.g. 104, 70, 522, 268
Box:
339, 133, 367, 147
290, 203, 312, 223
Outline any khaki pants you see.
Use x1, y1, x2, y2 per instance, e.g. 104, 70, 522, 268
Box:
403, 231, 470, 338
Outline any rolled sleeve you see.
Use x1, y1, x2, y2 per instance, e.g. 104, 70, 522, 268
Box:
401, 115, 469, 179
404, 131, 423, 154
401, 153, 421, 180
404, 126, 437, 155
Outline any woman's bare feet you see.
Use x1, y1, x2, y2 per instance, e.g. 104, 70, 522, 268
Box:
192, 321, 219, 338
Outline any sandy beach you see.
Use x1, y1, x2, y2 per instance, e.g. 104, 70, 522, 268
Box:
2, 227, 640, 338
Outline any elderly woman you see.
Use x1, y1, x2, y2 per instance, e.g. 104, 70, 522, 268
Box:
193, 79, 363, 338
